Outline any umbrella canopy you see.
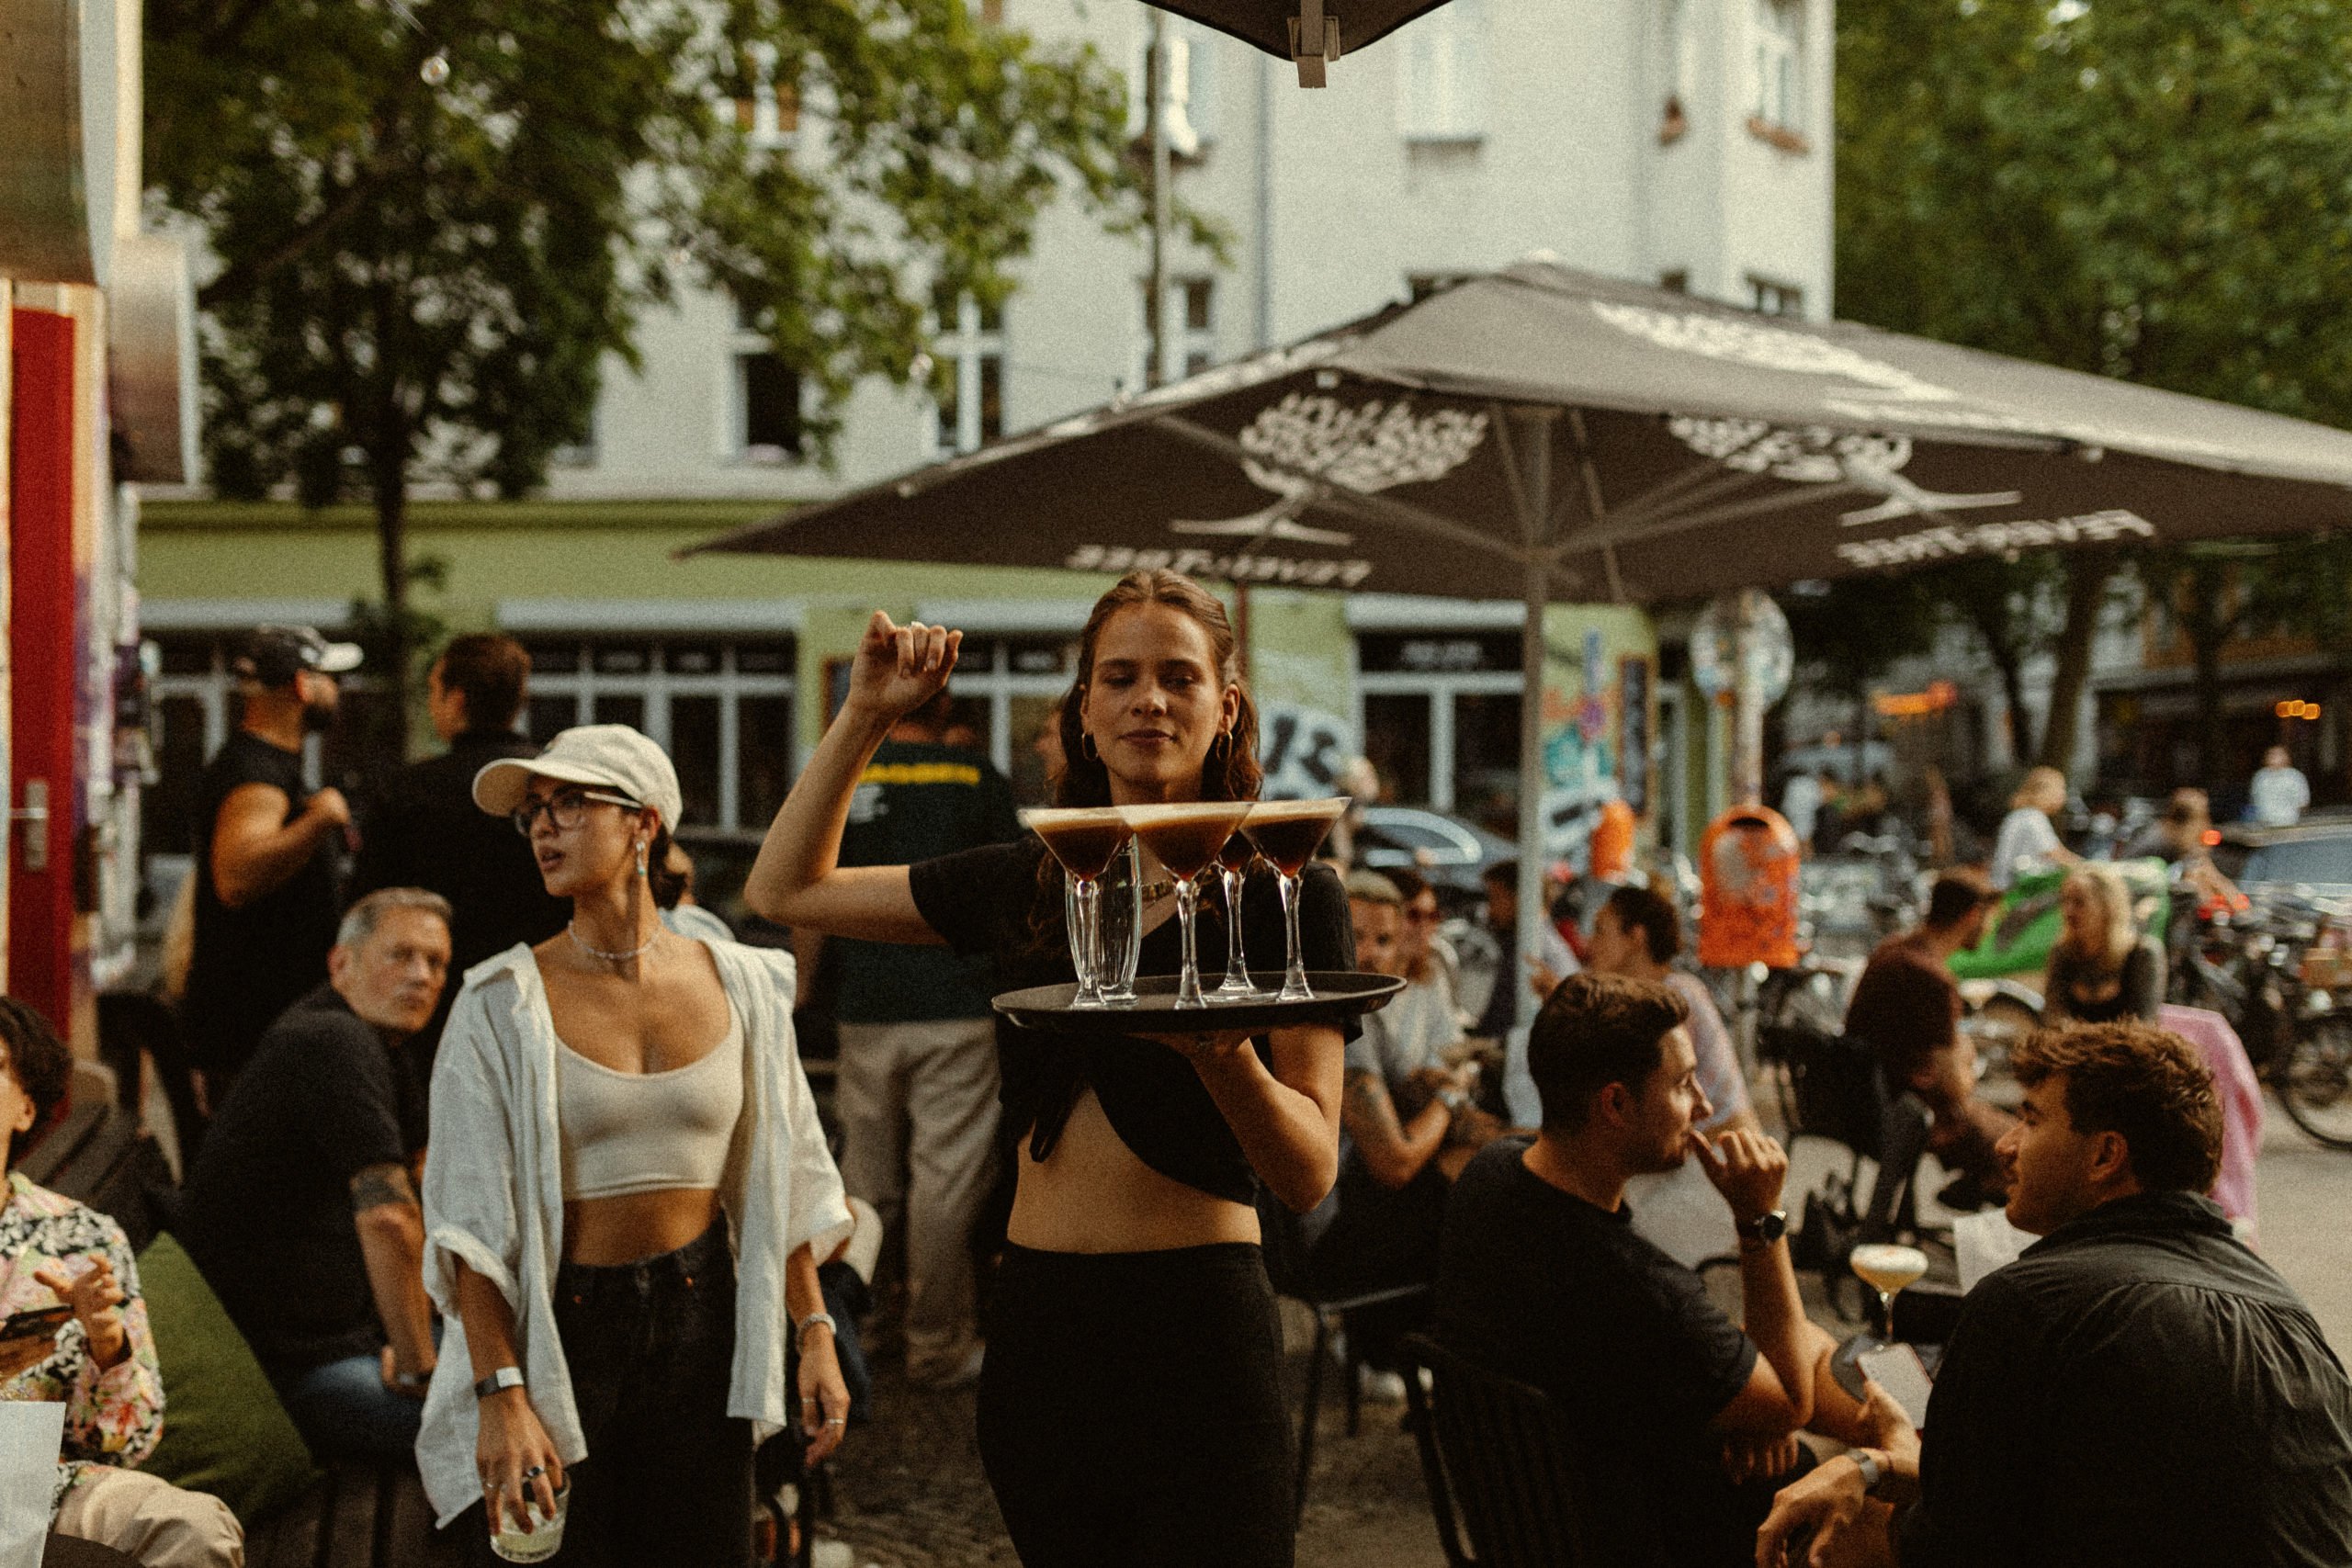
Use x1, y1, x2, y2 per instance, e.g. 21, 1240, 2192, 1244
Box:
1148, 0, 1455, 85
696, 260, 2352, 970
700, 262, 2352, 604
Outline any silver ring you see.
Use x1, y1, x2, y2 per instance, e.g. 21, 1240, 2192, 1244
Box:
522, 1465, 547, 1480
824, 1417, 847, 1427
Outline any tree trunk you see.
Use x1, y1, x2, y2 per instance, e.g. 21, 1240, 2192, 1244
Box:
1992, 649, 2034, 766
2184, 558, 2233, 785
2035, 548, 2120, 776
375, 479, 412, 766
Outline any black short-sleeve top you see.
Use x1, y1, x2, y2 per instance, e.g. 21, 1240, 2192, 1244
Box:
909, 836, 1358, 1205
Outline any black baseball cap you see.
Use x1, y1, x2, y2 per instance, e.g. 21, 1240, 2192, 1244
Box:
233, 625, 364, 687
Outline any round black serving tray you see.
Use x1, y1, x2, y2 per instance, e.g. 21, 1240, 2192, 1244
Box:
992, 972, 1405, 1034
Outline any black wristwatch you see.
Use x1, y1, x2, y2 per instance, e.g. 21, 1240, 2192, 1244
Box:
1736, 1209, 1789, 1245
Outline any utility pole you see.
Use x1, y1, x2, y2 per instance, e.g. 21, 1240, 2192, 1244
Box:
1146, 8, 1172, 389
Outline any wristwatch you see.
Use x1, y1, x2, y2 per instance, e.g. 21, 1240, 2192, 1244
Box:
473, 1366, 526, 1401
1853, 1448, 1886, 1495
1735, 1209, 1789, 1245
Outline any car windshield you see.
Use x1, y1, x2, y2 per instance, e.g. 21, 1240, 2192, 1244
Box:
2241, 835, 2352, 886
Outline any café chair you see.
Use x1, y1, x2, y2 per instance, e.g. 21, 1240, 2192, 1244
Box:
1396, 1333, 1665, 1568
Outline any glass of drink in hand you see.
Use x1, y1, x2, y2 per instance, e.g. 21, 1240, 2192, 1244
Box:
1240, 798, 1350, 1002
1121, 802, 1258, 1008
1023, 808, 1136, 1009
1848, 1242, 1930, 1343
1213, 833, 1269, 1000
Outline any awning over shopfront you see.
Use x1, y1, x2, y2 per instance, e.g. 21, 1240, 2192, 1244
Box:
694, 260, 2352, 969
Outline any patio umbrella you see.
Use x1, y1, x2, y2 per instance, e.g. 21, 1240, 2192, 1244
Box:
1147, 0, 1454, 85
694, 259, 2352, 971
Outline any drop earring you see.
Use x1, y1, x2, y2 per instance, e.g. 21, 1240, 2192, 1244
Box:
635, 840, 650, 877
1080, 733, 1101, 762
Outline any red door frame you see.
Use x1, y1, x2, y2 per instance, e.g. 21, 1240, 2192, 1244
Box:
9, 308, 78, 1034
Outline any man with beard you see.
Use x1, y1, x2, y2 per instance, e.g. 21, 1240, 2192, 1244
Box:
182, 625, 361, 1100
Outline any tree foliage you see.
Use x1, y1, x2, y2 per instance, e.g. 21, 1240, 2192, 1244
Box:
1838, 0, 2352, 773
146, 0, 1145, 745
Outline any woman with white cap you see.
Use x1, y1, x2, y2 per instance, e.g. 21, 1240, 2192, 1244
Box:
413, 724, 853, 1564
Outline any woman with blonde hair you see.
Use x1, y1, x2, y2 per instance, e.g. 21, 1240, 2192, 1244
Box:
2045, 862, 2164, 1025
1989, 764, 2079, 889
743, 569, 1352, 1567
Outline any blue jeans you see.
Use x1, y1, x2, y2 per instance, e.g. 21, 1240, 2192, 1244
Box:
277, 1350, 426, 1459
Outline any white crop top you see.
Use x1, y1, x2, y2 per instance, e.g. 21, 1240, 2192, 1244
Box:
557, 1008, 745, 1201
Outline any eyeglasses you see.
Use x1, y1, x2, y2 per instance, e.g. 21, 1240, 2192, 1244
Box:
512, 788, 641, 837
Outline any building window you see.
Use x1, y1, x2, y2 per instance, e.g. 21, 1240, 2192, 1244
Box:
1658, 0, 1694, 142
523, 638, 797, 833
732, 295, 803, 461
1752, 0, 1803, 131
1397, 0, 1487, 143
1356, 633, 1523, 832
1133, 276, 1217, 388
1129, 18, 1217, 156
734, 41, 797, 152
1658, 269, 1691, 293
1748, 276, 1804, 317
933, 291, 1006, 456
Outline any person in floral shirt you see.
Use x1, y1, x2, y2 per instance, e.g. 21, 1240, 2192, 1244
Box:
0, 998, 241, 1566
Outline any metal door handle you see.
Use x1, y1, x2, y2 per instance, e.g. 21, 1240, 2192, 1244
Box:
12, 780, 49, 872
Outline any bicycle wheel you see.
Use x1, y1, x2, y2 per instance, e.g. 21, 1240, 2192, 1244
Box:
2278, 1016, 2352, 1151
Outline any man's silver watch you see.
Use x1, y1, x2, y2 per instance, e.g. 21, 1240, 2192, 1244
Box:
1735, 1209, 1788, 1245
1853, 1448, 1886, 1495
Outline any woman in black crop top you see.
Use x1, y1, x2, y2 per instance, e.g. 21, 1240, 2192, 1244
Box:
746, 570, 1351, 1568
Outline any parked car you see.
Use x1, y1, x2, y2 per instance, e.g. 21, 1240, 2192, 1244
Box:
1354, 805, 1516, 913
2216, 815, 2352, 901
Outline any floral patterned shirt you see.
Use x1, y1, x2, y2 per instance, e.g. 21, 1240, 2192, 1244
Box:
0, 1173, 164, 1515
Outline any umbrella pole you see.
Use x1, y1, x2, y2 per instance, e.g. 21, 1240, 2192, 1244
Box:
1503, 408, 1556, 1006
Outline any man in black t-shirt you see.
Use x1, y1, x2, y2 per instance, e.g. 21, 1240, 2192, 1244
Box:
178, 888, 450, 1460
826, 689, 1019, 1388
1435, 973, 1878, 1566
349, 633, 566, 1056
183, 624, 362, 1096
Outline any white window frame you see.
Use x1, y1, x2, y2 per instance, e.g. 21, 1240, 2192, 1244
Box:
1128, 18, 1216, 156
1397, 0, 1488, 144
932, 294, 1006, 457
1132, 276, 1217, 389
1752, 0, 1803, 130
524, 639, 796, 834
730, 301, 804, 464
1748, 275, 1804, 318
1355, 663, 1524, 814
737, 41, 797, 152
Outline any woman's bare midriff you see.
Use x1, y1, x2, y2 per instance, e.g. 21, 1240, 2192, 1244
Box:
564, 1190, 722, 1268
1005, 1087, 1261, 1254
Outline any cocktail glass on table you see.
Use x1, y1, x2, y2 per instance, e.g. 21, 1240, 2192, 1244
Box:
1022, 807, 1136, 1010
1849, 1242, 1930, 1343
1213, 832, 1271, 1000
1120, 802, 1258, 1009
1239, 798, 1350, 1002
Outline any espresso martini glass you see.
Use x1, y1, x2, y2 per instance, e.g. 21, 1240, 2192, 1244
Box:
1213, 832, 1272, 1000
1240, 798, 1350, 1002
1021, 807, 1136, 1009
1849, 1242, 1930, 1344
1120, 801, 1257, 1009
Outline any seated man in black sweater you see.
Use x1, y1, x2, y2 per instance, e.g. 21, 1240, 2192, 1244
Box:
1434, 973, 1882, 1566
178, 887, 448, 1460
1758, 1019, 2352, 1568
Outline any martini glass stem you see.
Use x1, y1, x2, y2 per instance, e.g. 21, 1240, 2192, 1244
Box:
1175, 874, 1206, 1008
1875, 1286, 1896, 1342
1276, 872, 1312, 1002
1073, 876, 1107, 1009
1216, 869, 1254, 996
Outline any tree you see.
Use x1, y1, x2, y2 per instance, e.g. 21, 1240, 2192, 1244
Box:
1839, 0, 2352, 777
1914, 554, 2063, 762
1780, 574, 1940, 781
146, 0, 1143, 749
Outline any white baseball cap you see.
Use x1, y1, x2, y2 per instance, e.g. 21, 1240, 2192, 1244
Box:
471, 724, 684, 831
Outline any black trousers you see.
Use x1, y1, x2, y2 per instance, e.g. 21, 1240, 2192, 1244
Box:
978, 1242, 1295, 1568
464, 1222, 753, 1567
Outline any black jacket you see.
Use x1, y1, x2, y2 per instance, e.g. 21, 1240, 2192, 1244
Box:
351, 729, 568, 982
1905, 1190, 2352, 1568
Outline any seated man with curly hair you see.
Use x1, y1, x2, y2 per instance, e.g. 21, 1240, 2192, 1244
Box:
0, 998, 242, 1566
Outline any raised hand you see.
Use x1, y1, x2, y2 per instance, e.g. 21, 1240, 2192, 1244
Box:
844, 612, 961, 724
34, 1257, 127, 1370
1689, 1126, 1790, 1228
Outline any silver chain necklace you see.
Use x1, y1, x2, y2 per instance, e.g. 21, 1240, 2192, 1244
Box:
568, 921, 661, 964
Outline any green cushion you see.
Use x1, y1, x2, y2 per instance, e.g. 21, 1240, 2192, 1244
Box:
135, 1232, 321, 1523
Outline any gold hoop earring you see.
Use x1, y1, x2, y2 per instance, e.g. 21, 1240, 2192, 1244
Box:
1210, 728, 1232, 760
1080, 733, 1100, 762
